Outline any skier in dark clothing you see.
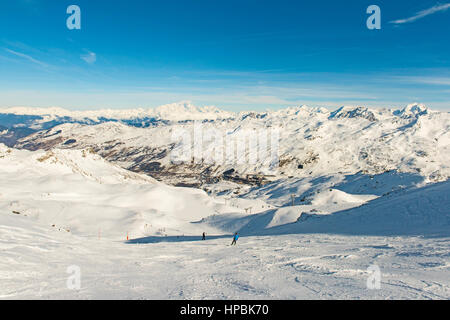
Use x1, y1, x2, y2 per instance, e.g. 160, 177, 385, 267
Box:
231, 232, 239, 245
202, 232, 206, 240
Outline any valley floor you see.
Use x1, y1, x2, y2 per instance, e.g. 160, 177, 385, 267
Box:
1, 215, 449, 300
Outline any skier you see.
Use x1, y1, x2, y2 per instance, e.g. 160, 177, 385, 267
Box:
231, 232, 239, 245
202, 232, 206, 240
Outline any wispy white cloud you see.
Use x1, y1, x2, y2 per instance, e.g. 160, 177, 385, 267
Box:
4, 48, 48, 68
81, 51, 97, 64
392, 76, 450, 86
390, 3, 450, 24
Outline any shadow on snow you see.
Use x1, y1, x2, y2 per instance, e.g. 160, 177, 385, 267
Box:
126, 234, 233, 244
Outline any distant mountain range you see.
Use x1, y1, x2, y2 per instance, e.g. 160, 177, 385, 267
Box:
1, 102, 449, 188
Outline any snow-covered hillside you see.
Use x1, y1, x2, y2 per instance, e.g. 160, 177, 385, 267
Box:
0, 144, 245, 239
205, 179, 450, 237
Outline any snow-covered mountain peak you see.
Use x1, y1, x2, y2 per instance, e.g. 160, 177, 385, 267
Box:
395, 103, 429, 118
328, 106, 378, 122
276, 105, 329, 117
153, 101, 234, 121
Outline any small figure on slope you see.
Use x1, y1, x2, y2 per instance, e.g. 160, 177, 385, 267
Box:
231, 232, 239, 246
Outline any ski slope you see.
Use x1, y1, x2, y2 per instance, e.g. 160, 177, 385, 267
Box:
0, 144, 238, 238
1, 214, 449, 299
0, 143, 449, 299
208, 180, 450, 237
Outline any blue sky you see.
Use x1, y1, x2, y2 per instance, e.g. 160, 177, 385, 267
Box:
0, 0, 449, 111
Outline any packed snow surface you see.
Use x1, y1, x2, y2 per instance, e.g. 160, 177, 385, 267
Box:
1, 216, 449, 299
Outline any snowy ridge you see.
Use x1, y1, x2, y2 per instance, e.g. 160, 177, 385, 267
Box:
395, 103, 429, 118
0, 144, 243, 238
0, 101, 235, 122
0, 102, 442, 123
14, 103, 450, 185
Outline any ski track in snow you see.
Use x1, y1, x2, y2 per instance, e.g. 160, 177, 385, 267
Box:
0, 215, 448, 300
